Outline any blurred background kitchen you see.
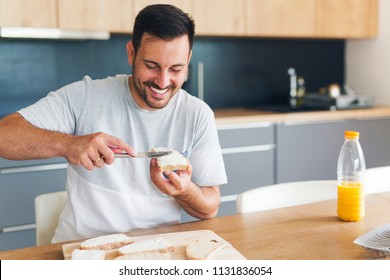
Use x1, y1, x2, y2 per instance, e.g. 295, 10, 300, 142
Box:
1, 0, 389, 251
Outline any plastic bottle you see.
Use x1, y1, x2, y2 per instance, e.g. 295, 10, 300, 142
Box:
337, 131, 366, 222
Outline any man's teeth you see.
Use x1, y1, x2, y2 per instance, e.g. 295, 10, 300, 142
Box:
151, 86, 168, 95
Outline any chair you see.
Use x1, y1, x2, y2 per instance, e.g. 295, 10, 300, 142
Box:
35, 191, 67, 246
365, 166, 390, 194
236, 180, 337, 214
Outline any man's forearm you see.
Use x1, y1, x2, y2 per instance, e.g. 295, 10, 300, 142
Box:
175, 184, 221, 220
0, 112, 72, 160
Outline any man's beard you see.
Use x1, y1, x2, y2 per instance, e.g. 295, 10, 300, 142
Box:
140, 80, 173, 109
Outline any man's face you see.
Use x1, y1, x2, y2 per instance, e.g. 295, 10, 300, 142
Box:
127, 33, 192, 110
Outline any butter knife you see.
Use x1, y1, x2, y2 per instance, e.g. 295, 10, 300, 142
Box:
114, 151, 172, 158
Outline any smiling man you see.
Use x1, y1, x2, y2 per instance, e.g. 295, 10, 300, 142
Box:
0, 4, 227, 242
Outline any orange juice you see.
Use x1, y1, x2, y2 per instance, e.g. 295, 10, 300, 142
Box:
337, 182, 365, 222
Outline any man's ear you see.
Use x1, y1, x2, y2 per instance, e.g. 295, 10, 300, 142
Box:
126, 41, 135, 66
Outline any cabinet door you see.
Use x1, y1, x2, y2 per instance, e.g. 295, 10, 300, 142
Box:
0, 0, 56, 28
58, 0, 133, 32
316, 0, 378, 38
246, 0, 316, 37
193, 0, 245, 36
352, 117, 390, 168
276, 120, 352, 183
133, 0, 192, 18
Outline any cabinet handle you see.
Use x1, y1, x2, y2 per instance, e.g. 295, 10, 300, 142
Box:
0, 163, 68, 175
0, 223, 35, 233
218, 122, 273, 130
222, 144, 275, 155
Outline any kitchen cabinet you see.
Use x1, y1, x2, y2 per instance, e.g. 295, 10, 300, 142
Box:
0, 0, 56, 28
276, 119, 351, 183
193, 0, 245, 36
0, 157, 67, 251
246, 0, 378, 38
0, 0, 134, 33
0, 0, 378, 38
181, 122, 276, 222
58, 0, 133, 32
316, 0, 378, 38
246, 0, 316, 37
276, 116, 390, 183
133, 0, 192, 19
352, 117, 390, 168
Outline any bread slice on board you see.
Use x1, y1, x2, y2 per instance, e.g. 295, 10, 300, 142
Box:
71, 249, 106, 260
185, 239, 225, 260
115, 237, 175, 260
80, 233, 134, 250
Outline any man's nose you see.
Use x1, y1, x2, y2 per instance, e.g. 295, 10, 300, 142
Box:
155, 70, 170, 89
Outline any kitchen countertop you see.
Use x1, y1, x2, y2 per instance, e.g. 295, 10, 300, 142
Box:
214, 106, 390, 126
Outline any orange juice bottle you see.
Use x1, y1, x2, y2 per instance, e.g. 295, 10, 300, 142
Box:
337, 131, 366, 222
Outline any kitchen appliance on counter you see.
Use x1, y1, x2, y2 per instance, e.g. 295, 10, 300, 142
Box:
298, 83, 374, 111
248, 71, 374, 113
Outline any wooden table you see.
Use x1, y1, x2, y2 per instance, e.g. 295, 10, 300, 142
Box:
1, 192, 390, 260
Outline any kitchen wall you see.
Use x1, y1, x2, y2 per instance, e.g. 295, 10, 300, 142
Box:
346, 0, 390, 105
0, 35, 344, 117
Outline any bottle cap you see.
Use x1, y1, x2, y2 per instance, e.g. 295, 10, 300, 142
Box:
344, 131, 359, 139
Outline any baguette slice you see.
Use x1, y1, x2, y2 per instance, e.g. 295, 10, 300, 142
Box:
80, 233, 134, 250
186, 239, 225, 260
71, 249, 106, 260
152, 147, 189, 172
116, 237, 175, 260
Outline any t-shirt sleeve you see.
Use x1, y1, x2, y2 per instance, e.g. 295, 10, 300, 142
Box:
18, 80, 87, 134
189, 106, 228, 187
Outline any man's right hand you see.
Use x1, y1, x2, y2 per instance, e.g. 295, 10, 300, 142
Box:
63, 132, 137, 170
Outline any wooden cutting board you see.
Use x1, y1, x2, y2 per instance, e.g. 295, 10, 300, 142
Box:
62, 230, 246, 260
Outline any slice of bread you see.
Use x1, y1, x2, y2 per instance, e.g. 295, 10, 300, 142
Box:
116, 237, 175, 260
71, 249, 106, 260
80, 233, 134, 250
152, 147, 189, 172
185, 239, 225, 260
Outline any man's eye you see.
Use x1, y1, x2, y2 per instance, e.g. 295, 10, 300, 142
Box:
145, 63, 158, 70
170, 67, 183, 73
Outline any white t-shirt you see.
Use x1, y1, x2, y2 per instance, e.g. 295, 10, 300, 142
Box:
18, 75, 227, 242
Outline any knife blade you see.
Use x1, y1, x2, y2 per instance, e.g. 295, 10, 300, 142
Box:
114, 150, 172, 158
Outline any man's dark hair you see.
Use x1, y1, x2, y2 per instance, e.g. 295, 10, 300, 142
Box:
132, 4, 195, 55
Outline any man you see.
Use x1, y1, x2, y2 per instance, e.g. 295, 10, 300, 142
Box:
0, 4, 227, 242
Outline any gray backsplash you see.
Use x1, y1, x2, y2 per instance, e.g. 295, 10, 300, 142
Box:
0, 35, 344, 116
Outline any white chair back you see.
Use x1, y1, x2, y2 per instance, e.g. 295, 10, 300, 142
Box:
365, 166, 390, 194
35, 191, 67, 246
236, 180, 337, 214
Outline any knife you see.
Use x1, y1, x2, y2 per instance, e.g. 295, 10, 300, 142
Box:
114, 150, 172, 158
